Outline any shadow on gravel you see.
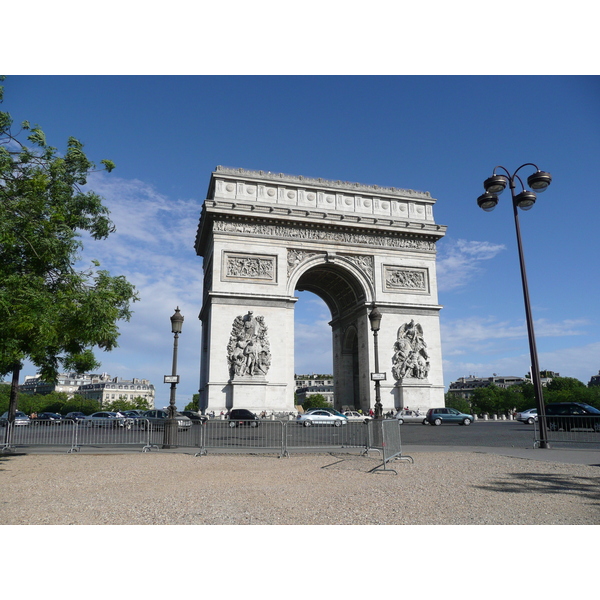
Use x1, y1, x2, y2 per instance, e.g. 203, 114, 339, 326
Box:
476, 472, 600, 503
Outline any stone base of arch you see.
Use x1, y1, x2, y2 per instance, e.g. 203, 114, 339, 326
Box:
392, 380, 444, 412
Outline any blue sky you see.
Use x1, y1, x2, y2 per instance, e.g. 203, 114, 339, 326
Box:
4, 75, 600, 408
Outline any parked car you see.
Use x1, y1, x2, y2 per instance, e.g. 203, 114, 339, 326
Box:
65, 411, 87, 423
32, 412, 64, 425
544, 402, 600, 432
227, 409, 260, 428
0, 411, 31, 427
140, 409, 192, 431
85, 412, 131, 428
343, 410, 371, 423
516, 408, 538, 424
180, 410, 208, 423
426, 407, 474, 426
395, 409, 428, 425
297, 410, 347, 427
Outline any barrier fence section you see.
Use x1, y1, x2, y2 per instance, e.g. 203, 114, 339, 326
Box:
368, 420, 413, 474
75, 419, 153, 452
282, 421, 369, 457
1, 419, 154, 453
2, 418, 414, 464
194, 420, 286, 456
534, 416, 600, 447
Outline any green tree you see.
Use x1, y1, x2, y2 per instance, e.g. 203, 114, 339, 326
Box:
302, 394, 331, 410
445, 395, 472, 414
0, 79, 138, 427
545, 376, 586, 393
60, 395, 100, 415
104, 396, 151, 412
184, 394, 200, 411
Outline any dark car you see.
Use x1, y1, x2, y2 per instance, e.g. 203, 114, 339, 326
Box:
140, 409, 192, 431
32, 412, 64, 425
426, 407, 474, 426
180, 410, 208, 423
122, 410, 147, 424
228, 409, 260, 428
544, 402, 600, 432
65, 411, 87, 423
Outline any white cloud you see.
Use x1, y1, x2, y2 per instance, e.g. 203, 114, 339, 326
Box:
436, 238, 506, 291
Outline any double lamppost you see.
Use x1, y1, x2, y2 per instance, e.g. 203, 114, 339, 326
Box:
163, 307, 184, 449
477, 164, 552, 448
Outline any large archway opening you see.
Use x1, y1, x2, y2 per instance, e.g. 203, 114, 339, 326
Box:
293, 262, 370, 411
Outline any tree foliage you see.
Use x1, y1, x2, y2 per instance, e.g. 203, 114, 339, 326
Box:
0, 78, 138, 396
184, 394, 200, 412
302, 394, 331, 410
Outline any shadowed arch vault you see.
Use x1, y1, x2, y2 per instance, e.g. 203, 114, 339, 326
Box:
195, 166, 447, 414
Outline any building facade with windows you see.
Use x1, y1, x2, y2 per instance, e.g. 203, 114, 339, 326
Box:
447, 375, 527, 399
20, 373, 94, 398
78, 376, 155, 408
295, 374, 335, 405
19, 372, 155, 408
588, 371, 600, 387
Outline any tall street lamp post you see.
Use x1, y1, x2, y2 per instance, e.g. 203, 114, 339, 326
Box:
163, 307, 184, 449
368, 305, 383, 420
477, 164, 552, 448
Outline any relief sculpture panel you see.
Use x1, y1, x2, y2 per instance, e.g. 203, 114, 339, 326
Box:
384, 266, 429, 294
392, 320, 430, 381
227, 311, 271, 378
223, 252, 276, 283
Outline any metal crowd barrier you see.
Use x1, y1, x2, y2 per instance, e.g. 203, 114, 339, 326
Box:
283, 421, 370, 457
1, 418, 414, 466
534, 415, 600, 447
194, 420, 286, 456
1, 419, 154, 453
368, 419, 413, 474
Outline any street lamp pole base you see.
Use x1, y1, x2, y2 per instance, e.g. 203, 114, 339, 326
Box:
162, 418, 179, 449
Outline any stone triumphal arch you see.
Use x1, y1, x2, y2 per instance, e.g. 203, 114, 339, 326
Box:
195, 166, 447, 414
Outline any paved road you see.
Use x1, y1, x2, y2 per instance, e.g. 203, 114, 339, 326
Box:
398, 419, 600, 449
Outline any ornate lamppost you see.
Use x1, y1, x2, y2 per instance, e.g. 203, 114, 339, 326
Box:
368, 305, 384, 419
163, 307, 184, 449
477, 164, 552, 448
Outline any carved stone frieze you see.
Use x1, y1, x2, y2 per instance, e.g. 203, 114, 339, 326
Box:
341, 254, 374, 284
213, 220, 436, 252
287, 249, 322, 276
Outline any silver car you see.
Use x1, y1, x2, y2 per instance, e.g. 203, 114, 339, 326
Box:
85, 411, 131, 428
394, 410, 428, 425
297, 410, 347, 427
0, 411, 31, 427
343, 411, 371, 423
516, 408, 538, 424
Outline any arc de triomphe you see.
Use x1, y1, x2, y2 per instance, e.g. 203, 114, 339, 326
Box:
195, 166, 447, 414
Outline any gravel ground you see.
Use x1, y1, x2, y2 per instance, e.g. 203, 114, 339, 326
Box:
1, 451, 599, 525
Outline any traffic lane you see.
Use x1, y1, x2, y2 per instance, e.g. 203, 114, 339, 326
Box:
397, 420, 538, 448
